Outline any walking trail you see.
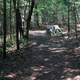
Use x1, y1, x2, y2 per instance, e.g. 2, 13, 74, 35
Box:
0, 30, 80, 80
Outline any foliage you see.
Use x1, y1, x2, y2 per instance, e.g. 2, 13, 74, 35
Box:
6, 40, 14, 47
0, 0, 80, 56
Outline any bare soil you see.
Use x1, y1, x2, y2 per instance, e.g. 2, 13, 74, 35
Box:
0, 31, 80, 80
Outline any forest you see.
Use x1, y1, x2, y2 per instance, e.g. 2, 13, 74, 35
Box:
0, 0, 80, 80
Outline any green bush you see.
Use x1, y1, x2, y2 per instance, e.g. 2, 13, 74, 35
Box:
6, 40, 13, 47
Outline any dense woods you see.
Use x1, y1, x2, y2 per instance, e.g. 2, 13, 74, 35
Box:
0, 0, 80, 80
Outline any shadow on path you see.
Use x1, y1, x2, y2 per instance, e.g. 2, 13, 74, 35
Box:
0, 34, 80, 80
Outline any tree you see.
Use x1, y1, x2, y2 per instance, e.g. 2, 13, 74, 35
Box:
13, 0, 20, 50
3, 0, 7, 58
9, 0, 12, 40
74, 3, 77, 39
67, 2, 70, 37
26, 0, 35, 40
13, 0, 24, 50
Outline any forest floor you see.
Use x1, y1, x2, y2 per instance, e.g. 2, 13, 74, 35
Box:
0, 30, 80, 80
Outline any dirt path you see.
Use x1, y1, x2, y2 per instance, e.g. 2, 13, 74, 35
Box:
0, 31, 80, 80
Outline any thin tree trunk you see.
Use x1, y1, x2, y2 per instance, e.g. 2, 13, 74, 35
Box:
13, 0, 20, 50
3, 0, 7, 58
74, 3, 77, 39
17, 9, 24, 38
10, 0, 12, 40
26, 0, 35, 40
16, 8, 20, 50
35, 5, 39, 28
13, 0, 24, 49
67, 4, 70, 38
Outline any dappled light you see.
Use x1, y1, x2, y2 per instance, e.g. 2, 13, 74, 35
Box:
65, 78, 72, 80
64, 75, 80, 80
48, 47, 67, 53
4, 73, 16, 78
0, 0, 80, 80
0, 33, 80, 79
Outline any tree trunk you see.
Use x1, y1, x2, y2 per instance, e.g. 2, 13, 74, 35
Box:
35, 5, 39, 28
3, 0, 7, 58
13, 0, 20, 50
26, 0, 35, 40
67, 4, 70, 38
74, 3, 77, 39
10, 0, 12, 40
16, 8, 20, 50
13, 0, 24, 49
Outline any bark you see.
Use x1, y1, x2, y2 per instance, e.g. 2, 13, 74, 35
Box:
13, 0, 24, 49
74, 3, 77, 39
35, 5, 39, 28
16, 8, 20, 50
13, 0, 19, 50
3, 0, 7, 58
26, 0, 35, 40
10, 0, 12, 40
16, 8, 24, 37
67, 4, 70, 37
